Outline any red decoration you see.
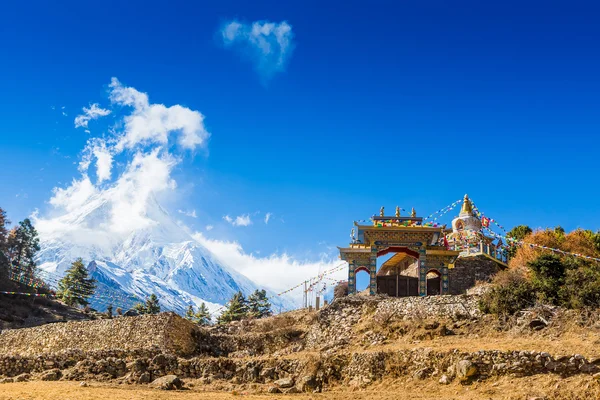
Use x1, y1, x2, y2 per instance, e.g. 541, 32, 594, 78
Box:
481, 217, 490, 228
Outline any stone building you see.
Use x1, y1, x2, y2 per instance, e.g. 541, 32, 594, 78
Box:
338, 195, 507, 297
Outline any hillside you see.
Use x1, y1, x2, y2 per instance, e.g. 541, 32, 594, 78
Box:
0, 281, 89, 330
1, 294, 599, 399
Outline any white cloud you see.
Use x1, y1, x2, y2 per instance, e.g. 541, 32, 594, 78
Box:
74, 103, 111, 128
93, 144, 113, 184
49, 176, 97, 213
109, 78, 210, 152
36, 78, 201, 239
223, 214, 252, 227
193, 232, 345, 304
264, 212, 272, 224
78, 138, 113, 184
178, 209, 197, 218
205, 225, 214, 231
220, 20, 295, 80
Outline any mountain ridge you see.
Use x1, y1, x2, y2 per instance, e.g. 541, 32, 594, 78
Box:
35, 192, 290, 314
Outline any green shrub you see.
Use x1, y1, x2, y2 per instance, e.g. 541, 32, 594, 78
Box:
527, 254, 566, 305
560, 266, 600, 309
479, 270, 535, 315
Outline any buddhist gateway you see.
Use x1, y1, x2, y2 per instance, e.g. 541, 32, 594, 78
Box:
338, 194, 508, 296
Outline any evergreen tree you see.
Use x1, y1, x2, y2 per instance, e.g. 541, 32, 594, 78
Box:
218, 291, 248, 324
185, 305, 195, 321
133, 302, 148, 314
145, 293, 161, 314
7, 218, 40, 279
106, 304, 113, 319
0, 208, 9, 279
195, 302, 211, 326
57, 258, 96, 307
247, 289, 272, 319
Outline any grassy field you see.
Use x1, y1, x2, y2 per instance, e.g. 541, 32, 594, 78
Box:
1, 376, 599, 400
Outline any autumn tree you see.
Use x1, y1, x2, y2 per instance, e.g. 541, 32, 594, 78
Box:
506, 225, 532, 259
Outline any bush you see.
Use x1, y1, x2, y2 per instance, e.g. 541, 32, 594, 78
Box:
560, 266, 600, 309
479, 270, 535, 315
528, 254, 566, 305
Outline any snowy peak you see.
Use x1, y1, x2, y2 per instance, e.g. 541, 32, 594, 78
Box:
36, 192, 287, 314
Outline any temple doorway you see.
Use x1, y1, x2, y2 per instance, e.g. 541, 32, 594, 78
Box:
376, 248, 420, 297
426, 270, 442, 296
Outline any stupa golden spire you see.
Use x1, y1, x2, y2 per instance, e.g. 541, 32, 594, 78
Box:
461, 194, 473, 215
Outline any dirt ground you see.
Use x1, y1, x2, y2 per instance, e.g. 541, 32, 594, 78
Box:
1, 376, 599, 400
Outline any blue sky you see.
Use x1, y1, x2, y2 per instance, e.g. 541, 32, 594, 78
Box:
1, 1, 600, 293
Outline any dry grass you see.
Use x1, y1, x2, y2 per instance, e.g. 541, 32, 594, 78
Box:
1, 375, 599, 400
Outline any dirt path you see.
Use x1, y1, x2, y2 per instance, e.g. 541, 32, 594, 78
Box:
0, 376, 598, 400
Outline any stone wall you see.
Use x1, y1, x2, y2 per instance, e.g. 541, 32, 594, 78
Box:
305, 295, 480, 351
0, 313, 200, 357
0, 347, 598, 387
448, 255, 502, 294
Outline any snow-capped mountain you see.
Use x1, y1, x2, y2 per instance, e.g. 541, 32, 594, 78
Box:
35, 192, 289, 314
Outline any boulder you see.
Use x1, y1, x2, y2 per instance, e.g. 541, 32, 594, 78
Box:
274, 377, 294, 388
149, 375, 184, 390
14, 373, 30, 382
456, 360, 477, 380
439, 374, 450, 385
296, 375, 317, 392
267, 386, 282, 393
413, 368, 428, 380
137, 372, 151, 384
40, 369, 62, 381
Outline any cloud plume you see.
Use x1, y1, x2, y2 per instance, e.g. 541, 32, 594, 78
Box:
74, 103, 111, 129
220, 20, 295, 80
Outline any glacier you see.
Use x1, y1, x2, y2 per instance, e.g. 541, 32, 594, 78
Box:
35, 192, 292, 315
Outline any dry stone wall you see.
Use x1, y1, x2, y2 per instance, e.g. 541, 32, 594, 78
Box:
306, 295, 480, 350
0, 313, 200, 357
1, 347, 599, 387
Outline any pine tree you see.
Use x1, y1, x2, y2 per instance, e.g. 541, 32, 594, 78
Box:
195, 302, 211, 326
218, 291, 248, 324
185, 305, 195, 321
7, 218, 40, 279
145, 293, 161, 314
0, 208, 9, 279
133, 302, 148, 314
247, 289, 272, 319
57, 258, 96, 307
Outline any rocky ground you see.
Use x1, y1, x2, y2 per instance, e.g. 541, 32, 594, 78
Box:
1, 294, 600, 399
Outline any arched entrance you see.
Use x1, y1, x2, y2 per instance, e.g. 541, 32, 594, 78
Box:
354, 266, 371, 294
426, 269, 442, 296
376, 249, 420, 297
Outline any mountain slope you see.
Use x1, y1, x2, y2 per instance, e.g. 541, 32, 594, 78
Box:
35, 193, 290, 314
